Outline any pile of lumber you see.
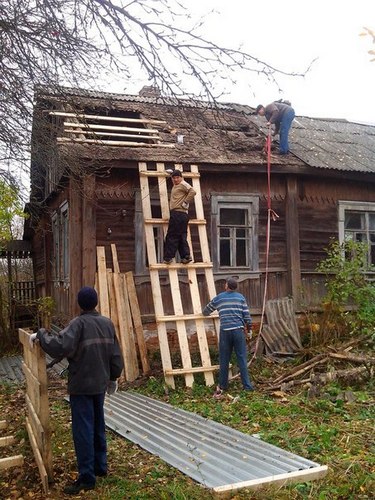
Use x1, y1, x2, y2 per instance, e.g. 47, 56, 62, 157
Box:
266, 338, 374, 392
96, 245, 149, 382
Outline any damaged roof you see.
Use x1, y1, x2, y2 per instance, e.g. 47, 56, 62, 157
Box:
36, 86, 375, 174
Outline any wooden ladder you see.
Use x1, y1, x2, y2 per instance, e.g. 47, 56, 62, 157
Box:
139, 162, 220, 388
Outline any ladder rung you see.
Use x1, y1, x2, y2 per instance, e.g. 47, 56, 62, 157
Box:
139, 171, 200, 178
165, 365, 220, 375
144, 218, 206, 225
149, 262, 213, 270
157, 313, 219, 322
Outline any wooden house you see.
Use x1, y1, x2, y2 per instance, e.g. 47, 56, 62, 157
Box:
26, 86, 375, 333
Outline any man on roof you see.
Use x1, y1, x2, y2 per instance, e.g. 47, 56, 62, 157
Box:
255, 100, 295, 155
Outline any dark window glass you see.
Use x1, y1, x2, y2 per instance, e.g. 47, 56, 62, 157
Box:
345, 212, 364, 230
220, 208, 246, 225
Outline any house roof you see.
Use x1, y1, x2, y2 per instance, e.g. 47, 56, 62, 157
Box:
36, 86, 375, 175
284, 116, 375, 174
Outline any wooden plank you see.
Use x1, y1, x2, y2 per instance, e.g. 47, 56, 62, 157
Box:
111, 244, 121, 273
157, 312, 219, 322
140, 170, 200, 179
157, 163, 170, 239
0, 436, 15, 447
191, 164, 220, 340
107, 270, 125, 382
25, 417, 49, 494
0, 420, 7, 430
50, 111, 166, 125
168, 269, 194, 387
0, 455, 24, 471
112, 271, 137, 381
65, 130, 161, 141
213, 465, 328, 493
111, 243, 139, 380
165, 365, 220, 375
144, 218, 206, 225
96, 246, 110, 317
121, 273, 140, 381
187, 268, 215, 386
25, 394, 45, 453
35, 341, 53, 480
64, 122, 160, 134
149, 262, 213, 270
57, 138, 174, 147
21, 362, 41, 414
125, 272, 150, 374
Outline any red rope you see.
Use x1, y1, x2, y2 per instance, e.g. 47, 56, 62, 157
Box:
248, 128, 279, 366
230, 128, 279, 379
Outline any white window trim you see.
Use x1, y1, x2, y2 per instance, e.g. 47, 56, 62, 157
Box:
338, 201, 375, 243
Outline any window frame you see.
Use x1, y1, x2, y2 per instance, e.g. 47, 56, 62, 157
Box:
211, 193, 259, 273
338, 200, 375, 267
51, 201, 70, 286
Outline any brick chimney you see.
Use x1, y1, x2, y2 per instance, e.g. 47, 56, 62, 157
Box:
139, 85, 161, 98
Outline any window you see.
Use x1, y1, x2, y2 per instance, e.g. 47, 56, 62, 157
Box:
51, 201, 69, 285
211, 194, 259, 272
339, 201, 375, 266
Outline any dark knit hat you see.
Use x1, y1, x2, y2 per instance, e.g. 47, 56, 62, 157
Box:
226, 278, 238, 290
171, 169, 182, 177
77, 286, 98, 311
255, 104, 264, 114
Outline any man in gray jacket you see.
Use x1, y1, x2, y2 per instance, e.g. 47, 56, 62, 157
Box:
30, 286, 124, 495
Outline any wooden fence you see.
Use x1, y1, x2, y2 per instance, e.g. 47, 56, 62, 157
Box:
19, 328, 53, 495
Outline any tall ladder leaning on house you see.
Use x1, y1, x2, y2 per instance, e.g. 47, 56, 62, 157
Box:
138, 162, 220, 388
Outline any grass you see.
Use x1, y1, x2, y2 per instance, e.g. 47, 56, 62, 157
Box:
0, 362, 374, 499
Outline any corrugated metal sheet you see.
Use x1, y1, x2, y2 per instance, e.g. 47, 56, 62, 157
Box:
289, 117, 375, 173
0, 356, 25, 384
104, 391, 327, 492
0, 355, 68, 384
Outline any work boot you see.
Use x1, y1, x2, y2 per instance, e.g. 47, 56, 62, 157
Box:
63, 480, 95, 495
181, 256, 193, 264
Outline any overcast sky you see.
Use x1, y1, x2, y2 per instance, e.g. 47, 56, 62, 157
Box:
118, 0, 374, 124
179, 0, 374, 124
201, 1, 374, 123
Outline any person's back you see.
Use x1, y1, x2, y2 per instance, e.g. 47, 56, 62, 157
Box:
60, 311, 122, 394
204, 290, 250, 331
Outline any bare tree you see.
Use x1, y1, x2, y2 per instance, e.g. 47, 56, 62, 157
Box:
0, 0, 308, 188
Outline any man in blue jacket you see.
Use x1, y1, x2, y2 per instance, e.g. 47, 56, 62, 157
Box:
30, 286, 124, 495
203, 278, 254, 398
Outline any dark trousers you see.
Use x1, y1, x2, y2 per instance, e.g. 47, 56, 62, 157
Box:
219, 328, 253, 390
164, 210, 191, 260
70, 393, 107, 485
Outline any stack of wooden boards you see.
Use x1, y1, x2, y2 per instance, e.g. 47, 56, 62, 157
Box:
96, 244, 150, 382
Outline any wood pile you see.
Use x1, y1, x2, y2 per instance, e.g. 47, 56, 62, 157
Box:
96, 245, 150, 382
266, 337, 374, 393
